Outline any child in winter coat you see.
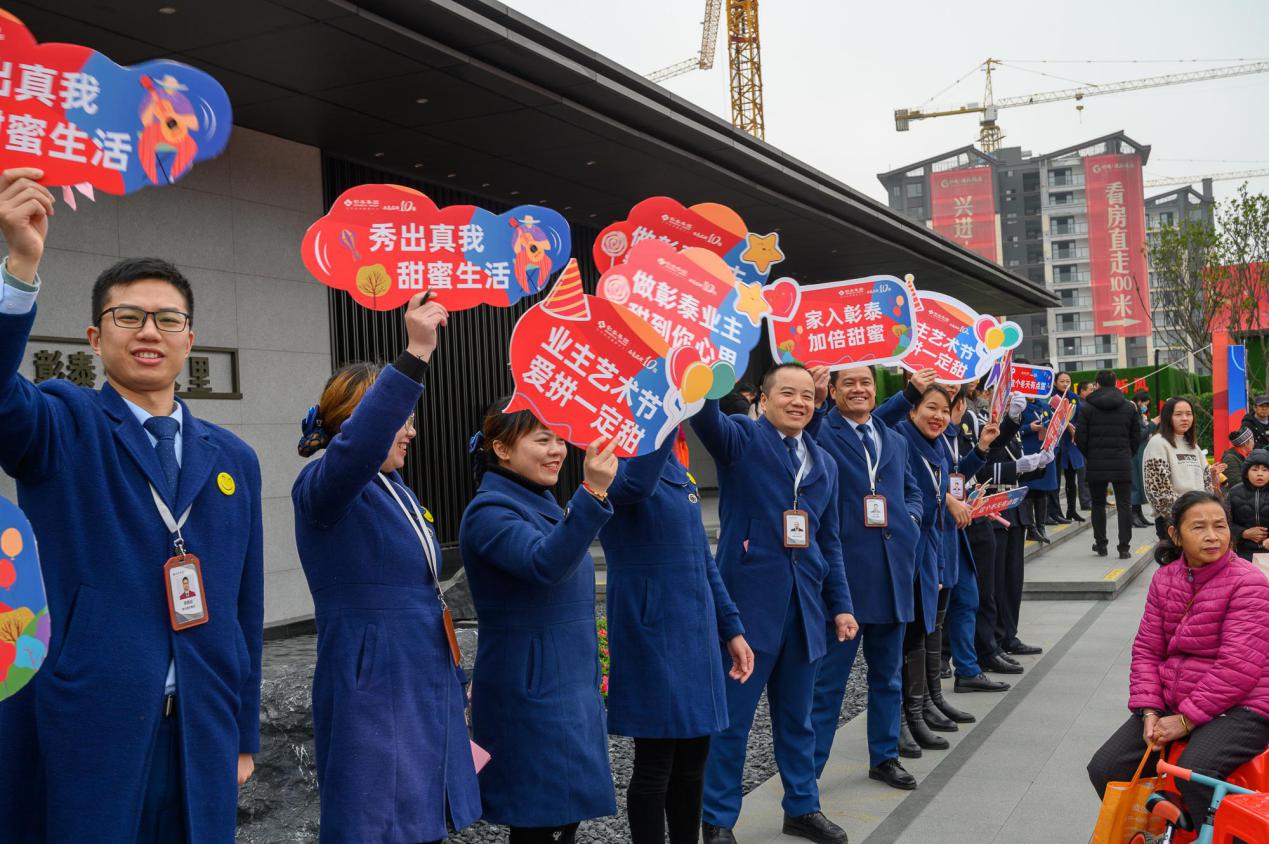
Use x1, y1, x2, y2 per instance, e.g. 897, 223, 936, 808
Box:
1228, 449, 1269, 561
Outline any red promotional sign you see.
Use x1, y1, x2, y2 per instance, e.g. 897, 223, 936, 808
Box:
929, 166, 999, 264
969, 486, 1029, 520
509, 260, 683, 458
901, 291, 1021, 385
0, 10, 232, 195
1041, 396, 1074, 452
1084, 154, 1151, 337
764, 275, 917, 370
594, 197, 784, 286
1009, 363, 1055, 400
302, 184, 572, 312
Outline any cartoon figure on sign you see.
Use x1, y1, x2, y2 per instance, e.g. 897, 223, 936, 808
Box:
510, 215, 554, 294
137, 74, 200, 185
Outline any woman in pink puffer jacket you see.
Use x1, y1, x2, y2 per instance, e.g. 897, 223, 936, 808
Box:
1088, 490, 1269, 823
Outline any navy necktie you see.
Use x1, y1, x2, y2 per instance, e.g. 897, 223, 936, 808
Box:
143, 415, 181, 498
783, 435, 801, 476
856, 423, 878, 463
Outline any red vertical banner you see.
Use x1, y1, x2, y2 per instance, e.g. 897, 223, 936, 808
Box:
1084, 154, 1151, 337
928, 166, 999, 264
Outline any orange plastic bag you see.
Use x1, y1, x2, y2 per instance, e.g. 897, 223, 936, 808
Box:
1091, 741, 1168, 844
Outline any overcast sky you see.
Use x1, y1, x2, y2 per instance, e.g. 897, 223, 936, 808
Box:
503, 0, 1269, 206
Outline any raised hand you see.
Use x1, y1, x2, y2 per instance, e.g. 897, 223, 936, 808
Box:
908, 367, 937, 393
404, 292, 449, 362
583, 436, 619, 495
810, 365, 830, 407
978, 421, 1001, 451
0, 168, 54, 283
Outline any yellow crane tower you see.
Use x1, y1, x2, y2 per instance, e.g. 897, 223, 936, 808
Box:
895, 59, 1269, 152
645, 0, 766, 140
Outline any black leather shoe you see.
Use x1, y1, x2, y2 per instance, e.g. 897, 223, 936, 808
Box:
702, 822, 736, 844
1005, 641, 1043, 656
1118, 549, 1132, 559
869, 758, 917, 790
940, 658, 952, 679
1025, 528, 1051, 545
1093, 544, 1108, 557
982, 654, 1023, 674
1068, 511, 1086, 522
1133, 514, 1152, 528
955, 672, 1011, 692
1050, 514, 1072, 525
921, 695, 958, 732
997, 653, 1022, 667
783, 811, 848, 844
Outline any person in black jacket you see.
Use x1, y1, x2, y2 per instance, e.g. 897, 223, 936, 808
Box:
1239, 396, 1269, 451
1227, 449, 1269, 560
1074, 370, 1142, 560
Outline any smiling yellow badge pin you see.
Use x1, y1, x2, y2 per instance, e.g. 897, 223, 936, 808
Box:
217, 472, 236, 495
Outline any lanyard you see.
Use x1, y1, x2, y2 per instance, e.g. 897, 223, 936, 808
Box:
920, 457, 942, 494
378, 474, 442, 595
789, 436, 808, 506
149, 484, 193, 556
857, 426, 879, 494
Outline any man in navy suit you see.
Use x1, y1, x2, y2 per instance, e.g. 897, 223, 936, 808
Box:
694, 363, 858, 844
808, 366, 924, 791
0, 167, 264, 844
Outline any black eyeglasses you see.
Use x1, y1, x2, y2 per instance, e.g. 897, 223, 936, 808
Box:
97, 306, 191, 333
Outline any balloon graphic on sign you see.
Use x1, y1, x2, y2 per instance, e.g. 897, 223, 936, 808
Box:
0, 497, 47, 702
0, 10, 231, 197
902, 291, 1022, 385
303, 184, 572, 312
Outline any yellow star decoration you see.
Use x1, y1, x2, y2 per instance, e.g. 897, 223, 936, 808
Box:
741, 231, 784, 275
734, 280, 770, 326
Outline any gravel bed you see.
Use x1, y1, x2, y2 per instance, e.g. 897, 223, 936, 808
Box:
240, 607, 869, 843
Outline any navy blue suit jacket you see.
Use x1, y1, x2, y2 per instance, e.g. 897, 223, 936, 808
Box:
689, 400, 851, 662
0, 307, 263, 844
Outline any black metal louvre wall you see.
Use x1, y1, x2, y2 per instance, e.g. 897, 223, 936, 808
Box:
322, 155, 606, 563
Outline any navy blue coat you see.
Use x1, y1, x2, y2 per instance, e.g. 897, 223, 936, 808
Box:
1057, 399, 1086, 471
0, 308, 263, 843
938, 426, 989, 587
809, 408, 922, 626
600, 433, 743, 739
1020, 400, 1059, 492
460, 470, 616, 827
293, 365, 480, 842
689, 401, 852, 662
895, 420, 950, 632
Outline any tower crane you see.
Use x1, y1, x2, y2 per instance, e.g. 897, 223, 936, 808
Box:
644, 0, 765, 140
1144, 168, 1269, 188
895, 59, 1269, 153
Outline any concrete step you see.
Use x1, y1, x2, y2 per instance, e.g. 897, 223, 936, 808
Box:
1023, 509, 1159, 601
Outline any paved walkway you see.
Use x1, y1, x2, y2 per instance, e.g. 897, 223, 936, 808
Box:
733, 520, 1160, 843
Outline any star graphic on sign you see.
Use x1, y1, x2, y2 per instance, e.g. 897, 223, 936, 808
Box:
740, 232, 784, 275
733, 280, 770, 326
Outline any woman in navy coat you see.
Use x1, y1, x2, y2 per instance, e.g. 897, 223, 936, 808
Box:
292, 295, 480, 844
460, 400, 620, 844
894, 384, 959, 752
600, 430, 754, 844
1021, 395, 1059, 543
1051, 371, 1086, 523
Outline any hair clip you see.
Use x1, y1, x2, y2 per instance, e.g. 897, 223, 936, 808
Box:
468, 430, 485, 454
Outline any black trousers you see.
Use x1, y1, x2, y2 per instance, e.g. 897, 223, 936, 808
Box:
1090, 480, 1135, 552
140, 703, 184, 844
967, 520, 1001, 662
627, 736, 711, 844
993, 520, 1026, 651
1077, 466, 1091, 509
1087, 708, 1269, 823
510, 823, 580, 843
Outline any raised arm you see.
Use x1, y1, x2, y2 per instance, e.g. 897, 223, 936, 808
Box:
689, 398, 751, 466
607, 427, 677, 507
465, 485, 613, 585
294, 294, 444, 527
0, 168, 73, 482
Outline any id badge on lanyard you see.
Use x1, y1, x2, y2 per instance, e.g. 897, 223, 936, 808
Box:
784, 439, 809, 548
150, 485, 209, 632
944, 436, 966, 501
861, 434, 887, 527
379, 475, 461, 666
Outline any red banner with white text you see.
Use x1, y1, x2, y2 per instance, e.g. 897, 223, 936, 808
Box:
1083, 154, 1151, 337
928, 166, 999, 264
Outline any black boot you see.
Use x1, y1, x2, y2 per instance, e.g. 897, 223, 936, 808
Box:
898, 709, 922, 759
1132, 505, 1151, 529
1026, 527, 1051, 545
1067, 509, 1085, 523
926, 620, 974, 724
903, 649, 949, 750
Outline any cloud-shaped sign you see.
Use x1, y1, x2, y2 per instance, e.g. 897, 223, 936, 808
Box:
594, 197, 784, 286
303, 184, 572, 312
0, 10, 232, 194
